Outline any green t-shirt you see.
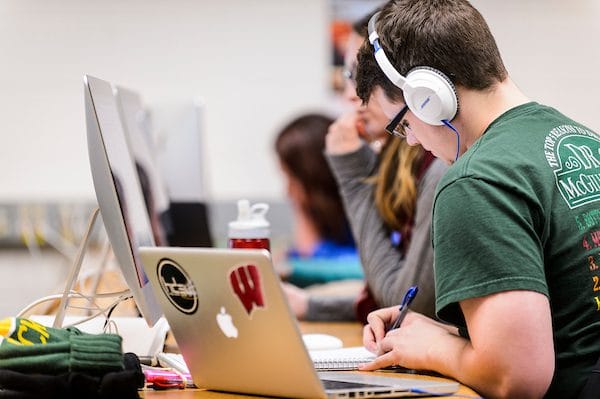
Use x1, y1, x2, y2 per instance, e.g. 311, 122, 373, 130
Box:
432, 102, 600, 398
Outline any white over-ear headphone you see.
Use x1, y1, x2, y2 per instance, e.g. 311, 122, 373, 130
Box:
367, 12, 458, 126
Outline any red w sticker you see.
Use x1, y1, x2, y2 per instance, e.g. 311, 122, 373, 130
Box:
229, 264, 265, 315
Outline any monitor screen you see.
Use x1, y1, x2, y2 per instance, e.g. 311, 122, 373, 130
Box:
148, 101, 214, 247
114, 85, 171, 246
84, 74, 162, 326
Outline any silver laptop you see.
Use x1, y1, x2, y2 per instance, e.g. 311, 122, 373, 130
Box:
139, 246, 459, 398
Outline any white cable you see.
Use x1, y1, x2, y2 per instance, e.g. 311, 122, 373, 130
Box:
17, 289, 131, 318
62, 294, 132, 329
18, 289, 134, 332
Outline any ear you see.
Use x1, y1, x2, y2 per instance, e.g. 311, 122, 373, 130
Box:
403, 67, 458, 126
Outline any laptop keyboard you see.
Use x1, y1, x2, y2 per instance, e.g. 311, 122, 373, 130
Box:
321, 379, 388, 390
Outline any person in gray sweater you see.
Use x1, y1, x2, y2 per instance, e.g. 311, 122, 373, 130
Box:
282, 10, 448, 322
283, 144, 446, 321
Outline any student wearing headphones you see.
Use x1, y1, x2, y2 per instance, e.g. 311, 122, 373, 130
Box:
355, 1, 600, 398
282, 10, 448, 322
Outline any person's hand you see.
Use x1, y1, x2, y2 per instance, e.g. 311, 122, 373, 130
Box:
281, 282, 309, 319
325, 111, 364, 155
361, 305, 399, 353
361, 310, 459, 371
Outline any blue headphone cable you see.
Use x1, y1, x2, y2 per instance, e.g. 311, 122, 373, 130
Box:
442, 119, 460, 161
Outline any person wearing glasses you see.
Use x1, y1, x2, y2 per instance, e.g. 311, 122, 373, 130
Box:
282, 10, 448, 323
354, 1, 600, 398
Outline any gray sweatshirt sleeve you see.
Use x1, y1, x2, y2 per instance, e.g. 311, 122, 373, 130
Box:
305, 295, 357, 321
322, 144, 447, 319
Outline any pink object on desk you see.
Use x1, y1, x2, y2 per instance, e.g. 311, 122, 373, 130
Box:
143, 368, 194, 390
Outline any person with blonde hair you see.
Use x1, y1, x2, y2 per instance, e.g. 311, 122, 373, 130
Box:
282, 10, 447, 322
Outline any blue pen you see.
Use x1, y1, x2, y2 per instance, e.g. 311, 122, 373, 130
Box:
388, 286, 419, 331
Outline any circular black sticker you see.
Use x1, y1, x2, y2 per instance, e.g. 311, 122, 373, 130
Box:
156, 258, 198, 314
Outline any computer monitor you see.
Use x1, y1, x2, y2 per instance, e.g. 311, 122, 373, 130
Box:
149, 100, 213, 248
117, 89, 213, 248
84, 74, 162, 326
114, 85, 171, 246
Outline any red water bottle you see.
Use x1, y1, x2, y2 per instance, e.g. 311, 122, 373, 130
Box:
228, 200, 270, 251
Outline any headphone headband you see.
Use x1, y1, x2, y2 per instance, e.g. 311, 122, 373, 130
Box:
367, 12, 408, 89
366, 11, 458, 126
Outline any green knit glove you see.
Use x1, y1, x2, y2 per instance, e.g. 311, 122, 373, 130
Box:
0, 317, 124, 376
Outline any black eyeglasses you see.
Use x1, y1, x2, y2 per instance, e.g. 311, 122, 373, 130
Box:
385, 104, 409, 138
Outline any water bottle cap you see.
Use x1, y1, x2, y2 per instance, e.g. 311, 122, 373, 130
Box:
228, 199, 270, 239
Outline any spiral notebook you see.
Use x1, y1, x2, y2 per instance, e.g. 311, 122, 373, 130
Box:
310, 346, 376, 370
160, 346, 377, 374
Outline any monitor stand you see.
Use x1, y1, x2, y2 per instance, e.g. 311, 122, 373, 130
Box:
50, 206, 133, 329
17, 206, 170, 357
53, 206, 103, 327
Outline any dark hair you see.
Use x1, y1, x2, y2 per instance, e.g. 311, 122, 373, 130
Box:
356, 0, 507, 102
350, 7, 430, 242
352, 8, 379, 38
275, 113, 352, 245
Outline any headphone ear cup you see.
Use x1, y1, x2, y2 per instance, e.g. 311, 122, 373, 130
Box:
403, 67, 458, 126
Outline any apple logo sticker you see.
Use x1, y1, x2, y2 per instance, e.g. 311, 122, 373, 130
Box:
216, 307, 238, 338
156, 258, 198, 315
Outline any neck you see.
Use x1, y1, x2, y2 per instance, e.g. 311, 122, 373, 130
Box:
292, 206, 321, 257
455, 77, 530, 149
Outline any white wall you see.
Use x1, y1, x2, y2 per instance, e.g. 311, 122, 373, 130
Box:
1, 0, 599, 203
0, 0, 333, 202
473, 0, 600, 131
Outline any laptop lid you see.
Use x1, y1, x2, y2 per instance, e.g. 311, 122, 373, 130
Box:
139, 246, 459, 398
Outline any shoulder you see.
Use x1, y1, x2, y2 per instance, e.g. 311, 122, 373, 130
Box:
418, 157, 449, 194
423, 158, 449, 181
326, 143, 375, 165
436, 102, 595, 199
326, 143, 377, 175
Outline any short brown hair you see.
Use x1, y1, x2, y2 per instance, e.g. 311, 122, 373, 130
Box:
352, 8, 379, 38
356, 0, 507, 102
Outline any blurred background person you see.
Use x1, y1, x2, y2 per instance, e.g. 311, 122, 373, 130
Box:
283, 10, 448, 322
274, 113, 363, 289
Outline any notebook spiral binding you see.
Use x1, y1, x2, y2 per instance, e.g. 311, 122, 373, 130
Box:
313, 357, 370, 371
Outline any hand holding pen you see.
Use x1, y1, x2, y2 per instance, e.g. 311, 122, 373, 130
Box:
361, 285, 420, 354
387, 286, 419, 331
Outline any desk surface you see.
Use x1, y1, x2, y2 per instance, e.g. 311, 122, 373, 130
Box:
142, 322, 478, 399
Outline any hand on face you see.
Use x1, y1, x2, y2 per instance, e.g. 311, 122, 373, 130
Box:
325, 111, 364, 155
342, 32, 389, 149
